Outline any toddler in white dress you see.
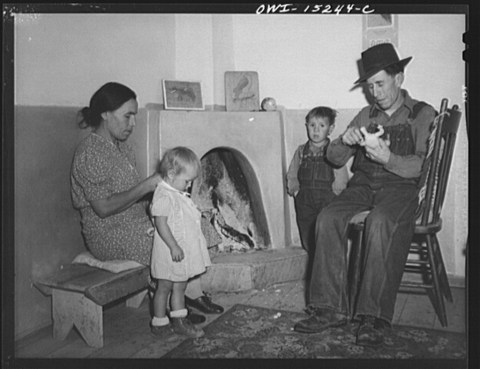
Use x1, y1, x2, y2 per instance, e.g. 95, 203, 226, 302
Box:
150, 147, 211, 338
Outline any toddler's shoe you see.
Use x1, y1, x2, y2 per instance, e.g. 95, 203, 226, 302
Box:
186, 310, 206, 324
150, 323, 173, 338
171, 317, 205, 338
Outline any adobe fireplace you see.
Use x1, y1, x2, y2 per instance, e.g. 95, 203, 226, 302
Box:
138, 107, 307, 291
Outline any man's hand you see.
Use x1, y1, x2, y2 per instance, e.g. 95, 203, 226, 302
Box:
342, 126, 391, 165
364, 136, 391, 164
341, 127, 365, 146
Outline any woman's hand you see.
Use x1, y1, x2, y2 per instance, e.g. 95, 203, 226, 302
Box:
90, 172, 163, 218
170, 245, 184, 262
144, 172, 163, 192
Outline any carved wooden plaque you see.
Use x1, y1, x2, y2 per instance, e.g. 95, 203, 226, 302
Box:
225, 71, 260, 112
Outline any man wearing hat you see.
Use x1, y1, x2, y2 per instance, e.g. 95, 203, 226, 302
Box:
294, 43, 436, 346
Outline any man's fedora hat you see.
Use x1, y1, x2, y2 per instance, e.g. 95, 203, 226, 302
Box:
354, 43, 412, 84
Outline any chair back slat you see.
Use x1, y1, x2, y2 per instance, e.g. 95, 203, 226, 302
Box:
431, 106, 462, 223
418, 99, 462, 226
419, 99, 448, 225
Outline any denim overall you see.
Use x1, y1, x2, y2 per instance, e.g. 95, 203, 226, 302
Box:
294, 142, 335, 254
309, 103, 427, 322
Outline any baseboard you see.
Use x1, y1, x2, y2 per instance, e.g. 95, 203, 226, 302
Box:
447, 274, 465, 288
401, 273, 465, 289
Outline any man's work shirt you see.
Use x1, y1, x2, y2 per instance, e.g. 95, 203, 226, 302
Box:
327, 90, 436, 186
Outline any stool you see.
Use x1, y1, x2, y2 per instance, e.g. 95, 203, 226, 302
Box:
35, 264, 150, 348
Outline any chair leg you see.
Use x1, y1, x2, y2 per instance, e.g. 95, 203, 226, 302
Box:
432, 234, 454, 302
425, 234, 448, 327
348, 228, 364, 318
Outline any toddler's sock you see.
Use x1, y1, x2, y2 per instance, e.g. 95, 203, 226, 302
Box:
151, 315, 170, 327
170, 308, 188, 318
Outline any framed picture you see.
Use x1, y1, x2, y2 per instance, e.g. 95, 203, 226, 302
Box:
225, 71, 260, 112
162, 80, 204, 110
362, 14, 398, 49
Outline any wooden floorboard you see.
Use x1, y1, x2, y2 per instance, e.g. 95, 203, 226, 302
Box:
274, 280, 306, 312
392, 292, 408, 324
15, 282, 466, 359
396, 292, 437, 328
15, 325, 77, 358
86, 303, 154, 358
97, 303, 184, 359
432, 287, 466, 333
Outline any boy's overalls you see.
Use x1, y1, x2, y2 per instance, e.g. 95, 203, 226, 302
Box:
294, 141, 336, 254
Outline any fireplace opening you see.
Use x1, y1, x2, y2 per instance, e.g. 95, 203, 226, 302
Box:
191, 147, 271, 255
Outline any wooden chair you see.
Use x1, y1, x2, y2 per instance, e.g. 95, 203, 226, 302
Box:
348, 98, 462, 327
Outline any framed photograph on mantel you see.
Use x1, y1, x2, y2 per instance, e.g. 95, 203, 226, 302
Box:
225, 71, 260, 111
162, 80, 204, 110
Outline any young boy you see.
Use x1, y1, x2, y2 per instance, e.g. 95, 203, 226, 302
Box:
286, 106, 349, 254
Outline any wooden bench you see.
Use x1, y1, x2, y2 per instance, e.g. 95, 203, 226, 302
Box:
35, 264, 150, 348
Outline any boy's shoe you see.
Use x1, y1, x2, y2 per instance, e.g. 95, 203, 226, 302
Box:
294, 307, 347, 333
355, 315, 390, 346
150, 323, 173, 338
171, 317, 205, 338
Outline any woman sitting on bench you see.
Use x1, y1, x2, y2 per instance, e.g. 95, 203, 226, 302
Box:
70, 82, 223, 325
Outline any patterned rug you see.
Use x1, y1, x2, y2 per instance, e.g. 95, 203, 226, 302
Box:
163, 304, 466, 359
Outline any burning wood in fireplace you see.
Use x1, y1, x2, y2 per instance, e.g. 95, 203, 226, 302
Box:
202, 206, 256, 253
192, 149, 266, 255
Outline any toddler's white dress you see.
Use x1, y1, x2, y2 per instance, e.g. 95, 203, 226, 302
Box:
150, 181, 211, 281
